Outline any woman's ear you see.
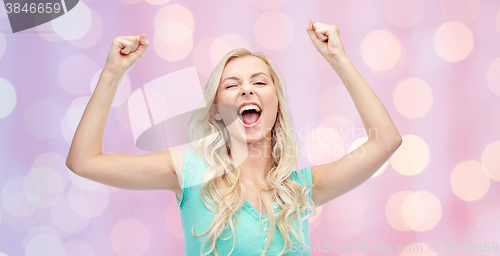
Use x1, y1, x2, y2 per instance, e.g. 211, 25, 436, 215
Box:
214, 111, 222, 121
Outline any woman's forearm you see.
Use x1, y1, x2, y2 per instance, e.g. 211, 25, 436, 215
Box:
66, 70, 124, 171
329, 55, 402, 148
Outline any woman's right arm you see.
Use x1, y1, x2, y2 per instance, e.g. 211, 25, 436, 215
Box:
65, 34, 183, 195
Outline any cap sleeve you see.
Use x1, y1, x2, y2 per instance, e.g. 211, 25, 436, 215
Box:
176, 148, 209, 208
289, 167, 314, 199
176, 148, 192, 208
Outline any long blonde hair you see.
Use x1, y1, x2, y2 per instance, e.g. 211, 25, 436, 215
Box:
187, 49, 317, 256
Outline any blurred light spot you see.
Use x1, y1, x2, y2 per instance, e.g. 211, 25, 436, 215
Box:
303, 116, 353, 165
24, 168, 64, 208
69, 9, 104, 48
402, 193, 425, 230
308, 205, 322, 233
1, 207, 41, 232
30, 166, 64, 194
24, 99, 64, 140
107, 186, 121, 193
157, 21, 191, 44
481, 141, 500, 181
68, 185, 109, 218
23, 225, 62, 251
165, 201, 183, 239
390, 135, 429, 176
434, 21, 474, 62
37, 20, 64, 42
413, 191, 442, 232
146, 0, 170, 5
3, 191, 38, 217
393, 78, 433, 118
61, 96, 90, 145
491, 103, 500, 138
451, 160, 490, 201
64, 240, 95, 256
371, 44, 407, 80
361, 30, 401, 71
324, 197, 365, 238
385, 191, 413, 231
25, 234, 65, 256
0, 252, 6, 256
32, 152, 71, 189
52, 1, 91, 40
143, 86, 168, 124
0, 30, 5, 60
154, 21, 193, 61
440, 0, 480, 24
210, 34, 250, 66
383, 0, 423, 27
324, 0, 376, 33
399, 243, 437, 256
69, 167, 104, 191
2, 177, 38, 217
254, 11, 294, 51
51, 194, 91, 233
127, 88, 151, 144
91, 69, 130, 107
59, 54, 97, 95
193, 37, 219, 77
120, 0, 144, 4
250, 0, 284, 10
349, 137, 389, 177
0, 77, 16, 119
111, 218, 150, 256
154, 4, 194, 32
114, 103, 132, 131
487, 58, 500, 97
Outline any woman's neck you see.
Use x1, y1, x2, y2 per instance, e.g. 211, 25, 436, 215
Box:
230, 137, 273, 185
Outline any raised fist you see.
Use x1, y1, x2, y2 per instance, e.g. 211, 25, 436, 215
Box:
104, 34, 150, 76
306, 20, 346, 63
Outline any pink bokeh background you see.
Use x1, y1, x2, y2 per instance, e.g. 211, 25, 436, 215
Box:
1, 0, 500, 255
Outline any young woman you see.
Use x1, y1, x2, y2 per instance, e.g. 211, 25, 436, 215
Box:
66, 19, 402, 256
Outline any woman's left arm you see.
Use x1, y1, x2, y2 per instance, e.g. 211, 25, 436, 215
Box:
306, 20, 402, 206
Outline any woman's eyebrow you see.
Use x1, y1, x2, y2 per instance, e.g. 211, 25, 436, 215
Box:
221, 72, 268, 83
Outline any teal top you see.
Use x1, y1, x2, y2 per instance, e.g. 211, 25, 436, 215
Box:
176, 148, 314, 256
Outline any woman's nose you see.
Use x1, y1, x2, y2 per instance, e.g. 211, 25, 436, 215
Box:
241, 83, 254, 96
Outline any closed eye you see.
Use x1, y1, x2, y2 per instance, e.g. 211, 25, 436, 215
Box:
226, 82, 266, 89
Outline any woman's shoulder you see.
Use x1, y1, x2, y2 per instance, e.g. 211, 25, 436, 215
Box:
289, 166, 313, 186
181, 148, 209, 188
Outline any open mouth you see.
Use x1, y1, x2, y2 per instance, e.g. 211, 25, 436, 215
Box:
238, 107, 262, 128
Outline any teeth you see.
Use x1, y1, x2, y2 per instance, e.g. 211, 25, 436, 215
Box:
238, 104, 261, 115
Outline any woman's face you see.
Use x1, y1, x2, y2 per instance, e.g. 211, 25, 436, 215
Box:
214, 55, 279, 144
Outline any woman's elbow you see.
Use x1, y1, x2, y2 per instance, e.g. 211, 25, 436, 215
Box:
391, 135, 403, 150
66, 156, 85, 175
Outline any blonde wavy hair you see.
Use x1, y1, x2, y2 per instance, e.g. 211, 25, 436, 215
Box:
187, 48, 317, 256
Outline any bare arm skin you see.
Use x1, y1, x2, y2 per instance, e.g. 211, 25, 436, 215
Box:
65, 34, 183, 199
306, 20, 403, 206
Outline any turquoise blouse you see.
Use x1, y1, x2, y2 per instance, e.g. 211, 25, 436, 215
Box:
176, 148, 314, 256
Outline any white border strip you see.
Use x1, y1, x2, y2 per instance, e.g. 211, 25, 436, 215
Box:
60, 0, 68, 13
